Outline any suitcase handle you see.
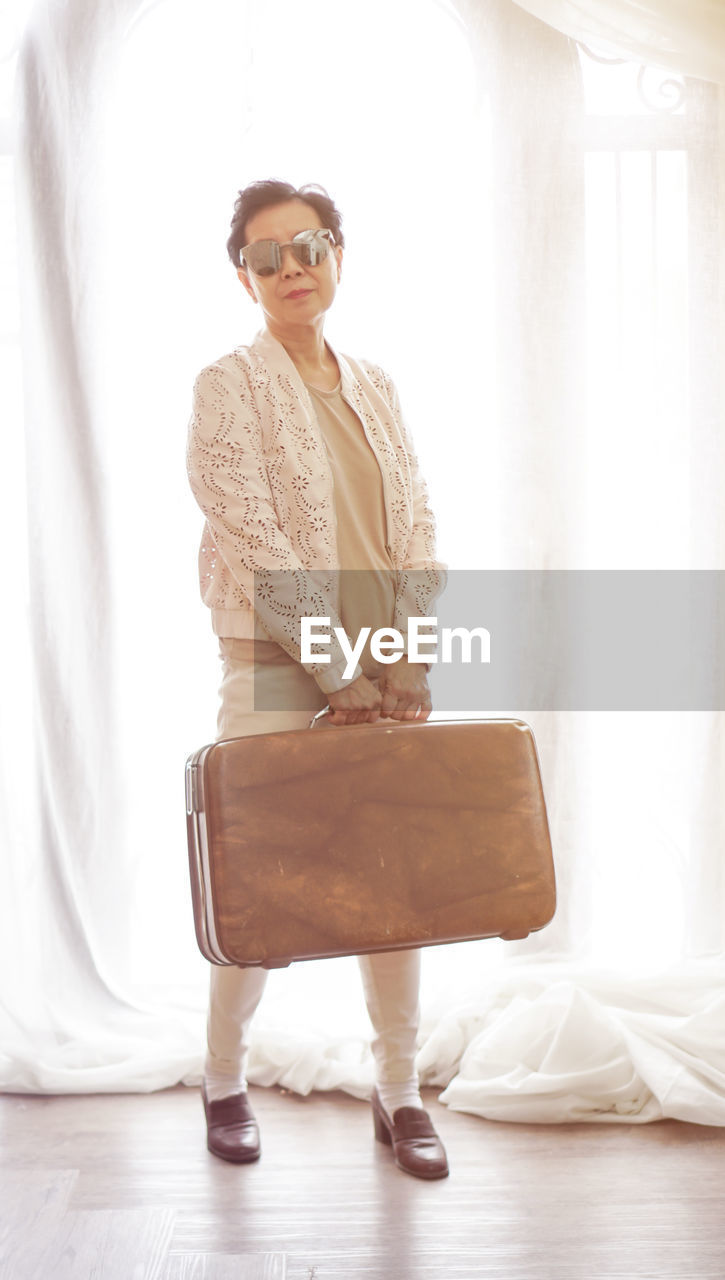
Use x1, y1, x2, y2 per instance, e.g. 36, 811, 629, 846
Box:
308, 676, 416, 730
308, 705, 332, 728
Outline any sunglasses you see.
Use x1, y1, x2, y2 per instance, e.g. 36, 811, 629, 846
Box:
241, 228, 335, 277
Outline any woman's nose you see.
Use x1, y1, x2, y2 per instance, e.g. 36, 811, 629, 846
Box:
280, 245, 304, 277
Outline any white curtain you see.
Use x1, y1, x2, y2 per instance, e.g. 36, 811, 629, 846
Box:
1, 0, 725, 1124
510, 0, 725, 81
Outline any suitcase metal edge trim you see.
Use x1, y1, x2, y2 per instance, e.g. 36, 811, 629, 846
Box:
186, 746, 234, 966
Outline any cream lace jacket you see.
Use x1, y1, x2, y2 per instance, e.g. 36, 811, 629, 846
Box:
186, 327, 445, 692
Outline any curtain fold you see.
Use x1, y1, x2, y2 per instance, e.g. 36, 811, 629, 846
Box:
509, 0, 725, 82
0, 0, 203, 1090
429, 964, 725, 1126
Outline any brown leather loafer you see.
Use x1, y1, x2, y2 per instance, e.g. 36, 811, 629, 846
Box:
371, 1088, 449, 1179
202, 1086, 261, 1164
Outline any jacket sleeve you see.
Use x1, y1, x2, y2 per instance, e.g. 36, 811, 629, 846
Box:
186, 360, 362, 691
377, 370, 447, 652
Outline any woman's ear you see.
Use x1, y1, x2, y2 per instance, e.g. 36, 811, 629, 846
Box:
237, 265, 258, 302
334, 244, 343, 283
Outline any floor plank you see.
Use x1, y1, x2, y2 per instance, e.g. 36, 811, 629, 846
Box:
0, 1169, 78, 1280
162, 1254, 286, 1279
1, 1087, 725, 1279
41, 1207, 175, 1280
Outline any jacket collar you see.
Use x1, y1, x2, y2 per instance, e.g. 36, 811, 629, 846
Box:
249, 326, 358, 405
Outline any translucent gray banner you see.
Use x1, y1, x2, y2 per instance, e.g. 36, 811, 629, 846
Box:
250, 571, 725, 711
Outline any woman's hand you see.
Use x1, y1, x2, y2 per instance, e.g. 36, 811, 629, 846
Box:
326, 657, 432, 726
379, 655, 432, 722
327, 673, 383, 726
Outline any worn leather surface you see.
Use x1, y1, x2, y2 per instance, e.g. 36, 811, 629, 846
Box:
193, 719, 556, 966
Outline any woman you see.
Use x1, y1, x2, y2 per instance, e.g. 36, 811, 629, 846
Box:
186, 179, 448, 1179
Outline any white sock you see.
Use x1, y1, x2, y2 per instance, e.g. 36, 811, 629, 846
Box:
376, 1080, 424, 1121
203, 1068, 248, 1103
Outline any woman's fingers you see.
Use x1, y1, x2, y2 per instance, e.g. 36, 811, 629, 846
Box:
379, 667, 431, 722
327, 673, 382, 725
328, 706, 380, 726
327, 666, 431, 726
386, 697, 429, 722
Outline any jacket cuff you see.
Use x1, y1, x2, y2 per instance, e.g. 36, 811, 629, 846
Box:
312, 655, 364, 693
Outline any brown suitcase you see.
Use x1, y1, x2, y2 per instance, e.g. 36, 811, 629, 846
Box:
185, 717, 556, 968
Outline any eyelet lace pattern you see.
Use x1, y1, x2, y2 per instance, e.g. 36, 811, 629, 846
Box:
186, 335, 444, 679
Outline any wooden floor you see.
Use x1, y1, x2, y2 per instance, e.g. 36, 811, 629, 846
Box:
1, 1085, 724, 1279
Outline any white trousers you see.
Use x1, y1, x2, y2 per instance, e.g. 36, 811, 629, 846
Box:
205, 641, 421, 1090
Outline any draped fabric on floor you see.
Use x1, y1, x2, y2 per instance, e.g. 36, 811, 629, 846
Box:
1, 0, 725, 1122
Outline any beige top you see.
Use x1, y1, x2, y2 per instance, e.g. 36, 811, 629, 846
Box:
235, 378, 397, 682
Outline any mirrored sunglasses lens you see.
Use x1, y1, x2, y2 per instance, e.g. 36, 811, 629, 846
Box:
245, 241, 280, 276
292, 230, 331, 267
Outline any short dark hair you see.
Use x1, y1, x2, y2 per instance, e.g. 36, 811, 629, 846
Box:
226, 180, 345, 269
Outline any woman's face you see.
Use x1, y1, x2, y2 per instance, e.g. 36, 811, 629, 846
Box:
237, 198, 343, 333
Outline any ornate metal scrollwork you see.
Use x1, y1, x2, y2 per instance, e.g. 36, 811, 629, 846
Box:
577, 41, 687, 115
577, 43, 627, 67
636, 65, 686, 114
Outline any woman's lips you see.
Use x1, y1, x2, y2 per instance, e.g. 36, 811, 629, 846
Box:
285, 289, 312, 299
